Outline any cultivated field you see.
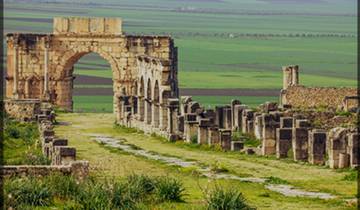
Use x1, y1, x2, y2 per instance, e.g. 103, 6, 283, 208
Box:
4, 0, 357, 110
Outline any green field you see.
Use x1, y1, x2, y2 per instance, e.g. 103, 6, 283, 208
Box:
4, 0, 357, 110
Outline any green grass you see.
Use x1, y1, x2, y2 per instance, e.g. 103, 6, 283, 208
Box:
4, 119, 50, 165
52, 113, 357, 209
73, 95, 114, 113
72, 95, 278, 113
191, 96, 279, 108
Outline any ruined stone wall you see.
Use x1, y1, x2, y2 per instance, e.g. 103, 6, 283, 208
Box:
0, 162, 89, 179
281, 86, 357, 109
4, 99, 42, 120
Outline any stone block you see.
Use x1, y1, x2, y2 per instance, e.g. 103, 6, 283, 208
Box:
231, 141, 244, 151
208, 127, 220, 145
276, 128, 292, 158
254, 115, 263, 140
338, 153, 350, 168
292, 128, 309, 161
308, 129, 326, 165
280, 117, 293, 128
42, 129, 55, 137
295, 119, 310, 128
53, 146, 76, 165
219, 129, 232, 151
347, 133, 359, 168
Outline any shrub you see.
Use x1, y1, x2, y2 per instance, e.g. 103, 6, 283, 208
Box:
45, 173, 80, 199
190, 135, 198, 144
154, 177, 185, 202
342, 170, 357, 181
76, 180, 111, 210
125, 174, 156, 203
205, 186, 255, 210
5, 177, 53, 208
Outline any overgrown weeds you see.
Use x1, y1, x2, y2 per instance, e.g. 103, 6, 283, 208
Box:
204, 185, 255, 210
4, 174, 186, 209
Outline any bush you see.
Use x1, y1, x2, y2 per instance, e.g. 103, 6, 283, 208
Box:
190, 135, 198, 144
76, 180, 111, 210
342, 170, 357, 181
155, 177, 185, 202
111, 181, 137, 210
45, 173, 80, 199
205, 186, 255, 210
5, 177, 53, 208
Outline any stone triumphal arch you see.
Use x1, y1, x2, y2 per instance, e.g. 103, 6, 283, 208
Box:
6, 17, 180, 137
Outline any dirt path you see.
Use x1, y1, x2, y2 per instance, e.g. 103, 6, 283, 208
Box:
54, 113, 357, 210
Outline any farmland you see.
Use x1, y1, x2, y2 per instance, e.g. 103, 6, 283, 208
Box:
3, 0, 357, 111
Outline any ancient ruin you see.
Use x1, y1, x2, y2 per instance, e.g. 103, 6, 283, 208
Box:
5, 17, 178, 130
4, 17, 359, 170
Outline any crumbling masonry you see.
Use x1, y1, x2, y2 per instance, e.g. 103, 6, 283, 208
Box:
5, 17, 359, 169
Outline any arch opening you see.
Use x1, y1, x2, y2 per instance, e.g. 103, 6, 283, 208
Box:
58, 52, 114, 113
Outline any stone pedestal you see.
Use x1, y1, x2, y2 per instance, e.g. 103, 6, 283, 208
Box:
52, 146, 76, 165
292, 120, 310, 162
338, 153, 350, 168
233, 105, 248, 132
276, 128, 292, 158
280, 117, 293, 128
231, 141, 244, 151
308, 129, 326, 165
347, 133, 359, 168
242, 109, 254, 133
261, 113, 277, 155
208, 127, 220, 145
254, 115, 263, 140
328, 127, 348, 169
198, 119, 211, 144
219, 129, 232, 151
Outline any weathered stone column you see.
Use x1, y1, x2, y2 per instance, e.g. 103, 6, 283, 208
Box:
208, 127, 220, 145
233, 104, 248, 132
231, 100, 241, 130
219, 129, 232, 151
308, 129, 327, 165
215, 106, 224, 128
223, 107, 232, 130
159, 104, 168, 130
328, 127, 349, 169
276, 128, 292, 158
291, 65, 299, 86
184, 113, 198, 143
12, 43, 19, 99
242, 109, 254, 134
347, 133, 359, 168
43, 42, 50, 100
24, 79, 30, 98
138, 96, 145, 121
167, 99, 179, 140
261, 113, 277, 155
198, 118, 211, 144
145, 99, 152, 125
152, 103, 160, 128
254, 114, 263, 140
292, 119, 310, 162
